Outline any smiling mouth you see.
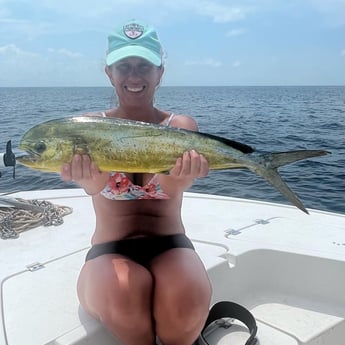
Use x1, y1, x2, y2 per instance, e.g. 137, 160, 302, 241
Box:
125, 86, 146, 93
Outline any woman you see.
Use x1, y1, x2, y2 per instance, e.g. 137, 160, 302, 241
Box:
61, 20, 212, 345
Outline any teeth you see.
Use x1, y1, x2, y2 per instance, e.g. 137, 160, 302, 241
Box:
126, 86, 145, 92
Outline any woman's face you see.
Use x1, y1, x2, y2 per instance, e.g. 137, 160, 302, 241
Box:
106, 57, 164, 107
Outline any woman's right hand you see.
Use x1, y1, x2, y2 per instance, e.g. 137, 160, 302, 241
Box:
61, 154, 109, 195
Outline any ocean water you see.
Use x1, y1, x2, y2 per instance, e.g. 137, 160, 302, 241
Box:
0, 86, 344, 214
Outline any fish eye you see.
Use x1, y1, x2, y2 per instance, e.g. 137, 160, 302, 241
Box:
35, 141, 46, 154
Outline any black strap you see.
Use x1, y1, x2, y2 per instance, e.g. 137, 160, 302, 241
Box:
198, 301, 257, 345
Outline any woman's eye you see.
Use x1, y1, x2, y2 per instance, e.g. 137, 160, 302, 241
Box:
116, 64, 130, 74
114, 63, 154, 75
138, 64, 152, 74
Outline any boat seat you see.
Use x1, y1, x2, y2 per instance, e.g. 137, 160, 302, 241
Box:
4, 242, 341, 345
51, 304, 299, 345
253, 303, 345, 345
49, 242, 300, 345
52, 317, 299, 345
50, 315, 119, 345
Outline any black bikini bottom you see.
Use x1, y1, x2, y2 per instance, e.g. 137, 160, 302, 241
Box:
85, 233, 195, 267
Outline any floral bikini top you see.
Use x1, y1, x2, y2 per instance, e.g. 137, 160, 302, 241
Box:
100, 113, 175, 201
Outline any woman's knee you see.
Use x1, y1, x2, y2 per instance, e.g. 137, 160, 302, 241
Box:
154, 293, 210, 345
160, 289, 210, 329
152, 249, 212, 338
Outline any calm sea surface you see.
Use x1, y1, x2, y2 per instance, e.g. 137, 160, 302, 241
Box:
0, 86, 344, 214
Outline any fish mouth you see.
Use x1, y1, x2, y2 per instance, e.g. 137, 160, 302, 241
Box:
16, 146, 41, 164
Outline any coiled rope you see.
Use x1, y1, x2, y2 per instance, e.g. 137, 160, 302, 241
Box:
0, 198, 73, 239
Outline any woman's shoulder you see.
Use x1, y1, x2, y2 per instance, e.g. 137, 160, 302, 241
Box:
167, 113, 199, 131
82, 110, 114, 117
81, 111, 106, 117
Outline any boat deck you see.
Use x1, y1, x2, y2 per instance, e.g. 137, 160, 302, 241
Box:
1, 189, 345, 345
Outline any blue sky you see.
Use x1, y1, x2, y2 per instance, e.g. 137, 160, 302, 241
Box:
0, 0, 344, 87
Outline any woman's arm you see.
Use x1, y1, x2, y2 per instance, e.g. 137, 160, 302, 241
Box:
158, 115, 209, 197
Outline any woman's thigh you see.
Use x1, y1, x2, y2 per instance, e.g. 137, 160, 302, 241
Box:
77, 254, 154, 319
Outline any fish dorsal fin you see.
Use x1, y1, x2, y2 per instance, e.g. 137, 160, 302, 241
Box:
198, 131, 255, 154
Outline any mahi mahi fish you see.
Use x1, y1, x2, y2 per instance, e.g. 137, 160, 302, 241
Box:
17, 116, 329, 213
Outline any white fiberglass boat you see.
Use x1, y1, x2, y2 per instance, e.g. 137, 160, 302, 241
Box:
1, 188, 345, 345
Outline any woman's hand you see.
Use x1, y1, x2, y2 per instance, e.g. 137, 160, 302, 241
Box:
169, 150, 209, 179
60, 154, 109, 195
159, 150, 209, 197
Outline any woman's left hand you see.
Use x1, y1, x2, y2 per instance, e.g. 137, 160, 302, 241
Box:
169, 150, 209, 179
159, 150, 209, 197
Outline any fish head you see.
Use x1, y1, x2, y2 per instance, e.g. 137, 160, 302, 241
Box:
17, 121, 76, 172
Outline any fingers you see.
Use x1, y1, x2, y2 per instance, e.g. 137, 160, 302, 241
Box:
190, 150, 209, 178
169, 157, 183, 176
198, 153, 209, 178
61, 163, 72, 181
171, 150, 209, 179
60, 154, 98, 182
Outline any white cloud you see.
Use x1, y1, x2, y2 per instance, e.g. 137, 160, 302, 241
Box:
185, 58, 222, 68
0, 0, 344, 86
0, 43, 105, 86
232, 60, 241, 68
226, 28, 246, 37
0, 43, 38, 57
0, 7, 10, 18
0, 43, 20, 54
48, 48, 83, 58
306, 0, 345, 25
196, 1, 249, 23
0, 1, 252, 34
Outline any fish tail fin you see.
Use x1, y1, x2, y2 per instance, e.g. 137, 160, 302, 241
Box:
251, 150, 330, 214
262, 150, 330, 169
